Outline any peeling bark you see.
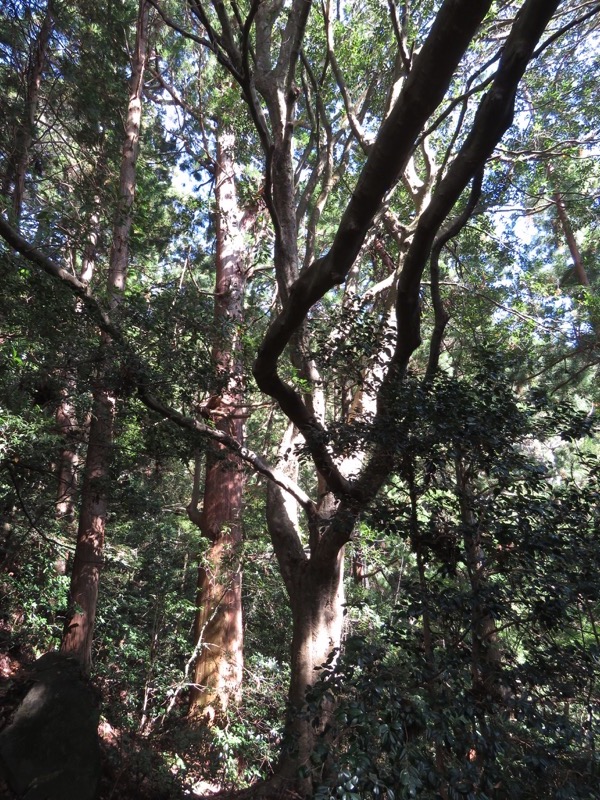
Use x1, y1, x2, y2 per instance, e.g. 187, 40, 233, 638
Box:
188, 129, 247, 717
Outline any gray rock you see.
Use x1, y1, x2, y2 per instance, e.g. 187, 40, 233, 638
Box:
0, 652, 100, 800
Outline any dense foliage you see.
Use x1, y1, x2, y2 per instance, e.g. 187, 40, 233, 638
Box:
1, 1, 599, 798
311, 371, 599, 799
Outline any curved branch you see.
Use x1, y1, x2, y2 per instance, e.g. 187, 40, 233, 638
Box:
186, 0, 241, 74
350, 0, 562, 507
392, 0, 562, 376
425, 168, 484, 381
324, 2, 371, 152
253, 0, 497, 493
276, 0, 313, 92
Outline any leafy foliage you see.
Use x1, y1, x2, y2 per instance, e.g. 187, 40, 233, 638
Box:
1, 2, 600, 798
310, 371, 600, 799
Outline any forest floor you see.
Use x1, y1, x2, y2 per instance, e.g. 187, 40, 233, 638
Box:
0, 642, 298, 800
0, 641, 188, 800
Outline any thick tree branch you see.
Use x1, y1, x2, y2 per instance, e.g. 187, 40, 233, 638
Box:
425, 169, 484, 381
350, 0, 562, 507
0, 215, 117, 335
276, 0, 313, 93
266, 481, 308, 595
253, 0, 496, 494
392, 0, 562, 376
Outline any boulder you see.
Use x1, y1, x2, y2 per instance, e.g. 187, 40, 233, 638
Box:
0, 651, 100, 800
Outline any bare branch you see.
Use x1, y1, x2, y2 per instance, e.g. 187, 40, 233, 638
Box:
323, 1, 371, 152
147, 0, 243, 80
534, 2, 600, 57
391, 0, 562, 376
348, 0, 562, 507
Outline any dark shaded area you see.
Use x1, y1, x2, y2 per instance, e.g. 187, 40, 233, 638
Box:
0, 651, 100, 800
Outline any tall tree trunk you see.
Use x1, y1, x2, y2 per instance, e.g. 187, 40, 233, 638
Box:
53, 378, 79, 577
455, 457, 503, 701
61, 0, 149, 672
282, 554, 345, 782
545, 162, 590, 289
188, 441, 244, 717
54, 199, 102, 575
1, 1, 53, 224
188, 129, 246, 717
545, 162, 599, 337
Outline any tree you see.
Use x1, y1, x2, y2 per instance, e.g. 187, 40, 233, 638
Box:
187, 126, 248, 718
60, 0, 150, 672
2, 0, 600, 794
1, 0, 53, 225
308, 366, 600, 799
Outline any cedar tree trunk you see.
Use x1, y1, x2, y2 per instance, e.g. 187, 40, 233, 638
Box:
188, 128, 247, 716
1, 1, 53, 224
61, 0, 149, 672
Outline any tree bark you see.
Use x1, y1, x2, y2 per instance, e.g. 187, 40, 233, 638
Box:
545, 162, 591, 289
60, 382, 114, 669
455, 457, 503, 701
544, 160, 600, 340
264, 453, 352, 790
1, 1, 53, 224
282, 553, 345, 780
188, 128, 247, 717
55, 384, 78, 526
61, 0, 149, 672
54, 199, 102, 575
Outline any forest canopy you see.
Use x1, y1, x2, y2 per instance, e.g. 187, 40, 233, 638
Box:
1, 1, 599, 799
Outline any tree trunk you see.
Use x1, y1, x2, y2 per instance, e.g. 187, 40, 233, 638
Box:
53, 380, 79, 576
190, 530, 243, 718
60, 382, 113, 667
61, 0, 149, 672
455, 458, 503, 701
54, 201, 102, 576
1, 1, 53, 224
280, 553, 345, 783
188, 128, 246, 717
188, 442, 244, 717
545, 162, 599, 336
545, 162, 591, 289
55, 384, 78, 526
265, 461, 348, 792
